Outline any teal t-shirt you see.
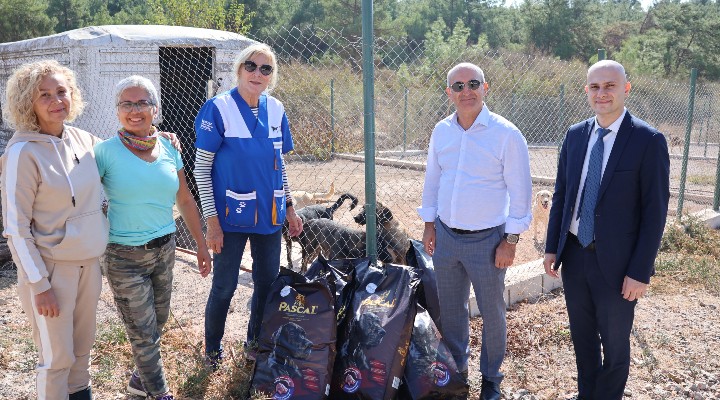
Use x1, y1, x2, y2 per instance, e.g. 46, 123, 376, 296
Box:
95, 136, 183, 246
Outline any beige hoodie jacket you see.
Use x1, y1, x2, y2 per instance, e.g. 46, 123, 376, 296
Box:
1, 125, 109, 295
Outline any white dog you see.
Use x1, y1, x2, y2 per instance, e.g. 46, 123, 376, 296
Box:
531, 189, 553, 242
291, 182, 335, 209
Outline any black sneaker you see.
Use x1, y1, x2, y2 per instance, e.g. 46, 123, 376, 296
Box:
127, 371, 149, 397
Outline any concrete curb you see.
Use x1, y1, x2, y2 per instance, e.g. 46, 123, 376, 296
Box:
469, 258, 562, 317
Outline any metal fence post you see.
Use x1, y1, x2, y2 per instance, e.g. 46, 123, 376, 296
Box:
677, 68, 698, 217
403, 87, 408, 153
362, 0, 377, 263
330, 78, 335, 154
598, 49, 606, 61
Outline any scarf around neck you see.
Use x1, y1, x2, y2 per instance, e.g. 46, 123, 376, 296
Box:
118, 126, 158, 151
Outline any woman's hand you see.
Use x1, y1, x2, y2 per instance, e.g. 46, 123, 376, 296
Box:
206, 216, 224, 253
196, 244, 213, 277
35, 288, 59, 317
158, 131, 182, 152
286, 206, 303, 237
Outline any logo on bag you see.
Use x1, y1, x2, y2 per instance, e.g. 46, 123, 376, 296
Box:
272, 375, 295, 400
278, 293, 318, 314
272, 126, 280, 132
342, 367, 362, 393
430, 362, 450, 387
236, 201, 246, 214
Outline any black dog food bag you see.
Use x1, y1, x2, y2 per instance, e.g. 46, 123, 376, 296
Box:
305, 256, 370, 327
400, 307, 469, 399
331, 263, 418, 400
406, 239, 442, 331
252, 268, 336, 399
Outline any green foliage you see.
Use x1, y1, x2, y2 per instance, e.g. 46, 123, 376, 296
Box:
48, 0, 91, 32
617, 1, 720, 80
146, 0, 253, 34
0, 0, 54, 42
657, 215, 720, 294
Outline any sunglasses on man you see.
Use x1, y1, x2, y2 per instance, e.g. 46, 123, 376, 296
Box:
244, 60, 273, 76
450, 79, 483, 93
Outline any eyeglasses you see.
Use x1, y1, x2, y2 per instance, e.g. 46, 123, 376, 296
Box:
450, 80, 483, 93
244, 60, 273, 76
117, 100, 154, 113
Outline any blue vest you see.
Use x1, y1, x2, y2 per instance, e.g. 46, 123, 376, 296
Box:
195, 88, 294, 234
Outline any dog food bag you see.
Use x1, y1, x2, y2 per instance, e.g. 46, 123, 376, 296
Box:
330, 263, 419, 400
406, 240, 442, 330
306, 256, 371, 326
252, 268, 337, 399
399, 307, 469, 400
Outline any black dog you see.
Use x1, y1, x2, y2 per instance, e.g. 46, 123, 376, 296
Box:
342, 312, 386, 370
299, 218, 367, 271
266, 322, 313, 380
353, 202, 410, 265
283, 193, 358, 271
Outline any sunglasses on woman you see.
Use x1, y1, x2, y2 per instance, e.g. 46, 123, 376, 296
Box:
450, 79, 483, 93
244, 60, 273, 76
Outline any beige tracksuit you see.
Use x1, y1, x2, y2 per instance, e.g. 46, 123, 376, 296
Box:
1, 126, 109, 399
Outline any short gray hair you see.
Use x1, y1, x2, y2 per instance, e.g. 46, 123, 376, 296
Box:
232, 43, 279, 92
447, 63, 485, 87
115, 75, 160, 107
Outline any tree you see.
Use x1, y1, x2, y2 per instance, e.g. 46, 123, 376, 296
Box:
147, 0, 253, 34
617, 1, 720, 80
0, 0, 54, 42
48, 0, 91, 32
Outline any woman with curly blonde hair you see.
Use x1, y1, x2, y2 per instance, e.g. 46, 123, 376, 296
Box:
1, 59, 107, 400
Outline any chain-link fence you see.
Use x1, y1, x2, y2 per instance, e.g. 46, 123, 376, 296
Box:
1, 24, 719, 304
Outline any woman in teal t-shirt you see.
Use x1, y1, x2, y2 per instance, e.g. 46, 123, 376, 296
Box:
94, 75, 211, 400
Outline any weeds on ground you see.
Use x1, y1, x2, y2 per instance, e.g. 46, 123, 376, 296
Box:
656, 215, 720, 294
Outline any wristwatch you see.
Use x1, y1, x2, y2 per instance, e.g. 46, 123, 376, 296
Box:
504, 233, 520, 245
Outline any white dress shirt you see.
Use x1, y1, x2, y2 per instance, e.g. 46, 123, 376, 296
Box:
417, 104, 533, 234
569, 109, 627, 235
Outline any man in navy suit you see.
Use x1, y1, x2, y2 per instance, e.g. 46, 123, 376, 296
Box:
543, 60, 670, 399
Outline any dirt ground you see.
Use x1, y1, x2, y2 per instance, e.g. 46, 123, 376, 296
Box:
2, 248, 719, 399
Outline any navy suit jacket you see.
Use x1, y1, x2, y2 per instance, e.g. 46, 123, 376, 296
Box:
545, 112, 670, 288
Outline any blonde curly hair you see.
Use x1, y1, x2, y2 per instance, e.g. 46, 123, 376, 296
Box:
3, 60, 84, 132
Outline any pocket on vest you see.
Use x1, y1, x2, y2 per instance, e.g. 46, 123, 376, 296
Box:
225, 190, 258, 227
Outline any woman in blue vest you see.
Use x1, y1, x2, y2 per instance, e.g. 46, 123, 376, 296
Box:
194, 43, 302, 368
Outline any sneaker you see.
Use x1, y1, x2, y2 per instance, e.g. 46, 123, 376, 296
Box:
205, 349, 224, 371
127, 371, 149, 397
154, 393, 174, 400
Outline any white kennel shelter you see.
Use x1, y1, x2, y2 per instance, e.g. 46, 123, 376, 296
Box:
0, 25, 255, 164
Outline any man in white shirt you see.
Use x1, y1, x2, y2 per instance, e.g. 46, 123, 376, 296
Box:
418, 62, 533, 400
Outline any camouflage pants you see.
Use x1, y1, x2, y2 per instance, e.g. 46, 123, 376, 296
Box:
103, 236, 175, 396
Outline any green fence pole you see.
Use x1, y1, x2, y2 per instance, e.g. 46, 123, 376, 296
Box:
598, 49, 606, 61
403, 87, 408, 153
330, 79, 335, 154
677, 68, 698, 217
713, 139, 720, 211
362, 0, 377, 264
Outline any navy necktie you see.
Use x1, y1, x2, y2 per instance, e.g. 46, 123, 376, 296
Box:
577, 127, 612, 248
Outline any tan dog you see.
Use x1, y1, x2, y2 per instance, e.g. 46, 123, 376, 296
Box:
353, 202, 410, 265
291, 182, 335, 209
531, 190, 553, 242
